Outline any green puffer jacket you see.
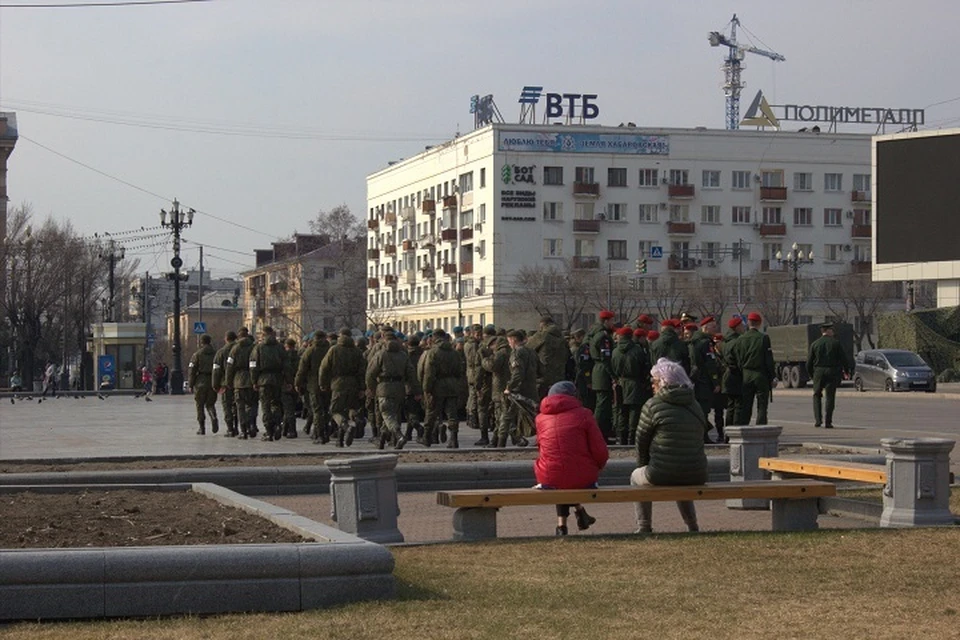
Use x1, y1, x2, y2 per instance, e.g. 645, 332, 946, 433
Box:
226, 336, 255, 389
319, 335, 366, 396
635, 385, 708, 486
422, 340, 462, 398
526, 323, 568, 388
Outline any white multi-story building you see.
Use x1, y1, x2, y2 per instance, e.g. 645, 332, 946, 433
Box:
367, 123, 897, 334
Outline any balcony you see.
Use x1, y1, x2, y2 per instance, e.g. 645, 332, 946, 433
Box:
668, 184, 695, 199
759, 223, 787, 237
440, 228, 459, 242
666, 221, 696, 235
421, 266, 436, 280
851, 190, 871, 203
760, 186, 788, 201
443, 263, 458, 276
460, 262, 473, 275
367, 249, 380, 260
460, 228, 473, 241
405, 270, 417, 284
851, 224, 872, 239
367, 219, 379, 230
402, 239, 416, 252
759, 259, 786, 273
422, 199, 436, 214
572, 219, 601, 233
668, 256, 697, 271
442, 195, 458, 210
384, 212, 397, 226
573, 182, 600, 197
419, 234, 437, 248
384, 244, 397, 256
384, 274, 398, 287
851, 260, 872, 275
400, 206, 416, 221
572, 255, 600, 270
367, 278, 380, 289
268, 281, 287, 293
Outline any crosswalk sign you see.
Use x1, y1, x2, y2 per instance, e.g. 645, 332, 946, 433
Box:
650, 246, 664, 259
193, 322, 207, 335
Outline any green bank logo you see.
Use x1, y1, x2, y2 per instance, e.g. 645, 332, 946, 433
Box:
501, 164, 535, 185
501, 165, 512, 184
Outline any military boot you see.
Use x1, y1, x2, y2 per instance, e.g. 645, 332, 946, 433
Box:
210, 415, 219, 434
196, 421, 205, 436
344, 422, 355, 447
496, 435, 507, 448
439, 425, 448, 443
474, 427, 490, 447
378, 429, 389, 450
419, 426, 433, 447
446, 425, 459, 449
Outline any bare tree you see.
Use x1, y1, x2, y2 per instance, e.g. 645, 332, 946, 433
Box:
507, 262, 597, 331
752, 274, 793, 326
309, 204, 365, 244
686, 275, 736, 324
817, 273, 898, 350
649, 277, 690, 321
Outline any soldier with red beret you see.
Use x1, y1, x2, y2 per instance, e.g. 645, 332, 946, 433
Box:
729, 312, 777, 425
611, 326, 646, 445
588, 310, 617, 442
720, 316, 746, 427
687, 316, 721, 442
650, 318, 691, 373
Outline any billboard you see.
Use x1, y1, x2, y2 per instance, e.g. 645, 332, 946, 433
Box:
498, 131, 669, 155
873, 128, 960, 282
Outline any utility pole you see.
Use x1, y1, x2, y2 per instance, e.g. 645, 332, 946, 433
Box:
160, 199, 194, 395
737, 238, 744, 307
198, 245, 204, 346
606, 262, 613, 310
906, 280, 915, 311
99, 239, 125, 322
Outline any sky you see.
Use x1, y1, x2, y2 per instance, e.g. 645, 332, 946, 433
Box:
2, 0, 958, 279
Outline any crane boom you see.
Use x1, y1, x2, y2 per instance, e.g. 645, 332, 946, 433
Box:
708, 14, 785, 129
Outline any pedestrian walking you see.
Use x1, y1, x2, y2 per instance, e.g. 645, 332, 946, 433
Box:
808, 322, 853, 429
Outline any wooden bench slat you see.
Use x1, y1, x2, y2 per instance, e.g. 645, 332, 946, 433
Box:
759, 457, 887, 484
436, 479, 835, 508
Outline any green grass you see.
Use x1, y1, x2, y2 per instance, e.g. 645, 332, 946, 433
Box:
5, 528, 960, 640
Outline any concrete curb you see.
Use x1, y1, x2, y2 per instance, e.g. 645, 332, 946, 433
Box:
0, 483, 395, 621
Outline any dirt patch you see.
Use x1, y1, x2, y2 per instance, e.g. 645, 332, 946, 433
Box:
0, 489, 308, 548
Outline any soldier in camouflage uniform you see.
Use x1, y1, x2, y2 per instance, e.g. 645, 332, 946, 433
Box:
319, 328, 366, 447
611, 327, 644, 445
402, 334, 426, 443
808, 322, 853, 429
188, 334, 219, 435
730, 312, 777, 426
526, 316, 569, 400
500, 329, 537, 448
212, 331, 237, 437
720, 317, 746, 426
481, 327, 512, 448
421, 328, 463, 448
281, 337, 300, 438
250, 326, 286, 441
588, 310, 616, 442
225, 327, 256, 440
650, 319, 691, 372
366, 327, 421, 449
473, 324, 497, 446
296, 331, 330, 443
463, 324, 482, 437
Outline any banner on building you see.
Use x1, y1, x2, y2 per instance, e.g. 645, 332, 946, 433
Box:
498, 131, 669, 155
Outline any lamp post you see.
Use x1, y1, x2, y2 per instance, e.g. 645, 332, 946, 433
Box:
160, 199, 194, 395
776, 242, 814, 325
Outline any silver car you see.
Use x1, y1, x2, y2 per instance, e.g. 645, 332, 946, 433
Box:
853, 349, 937, 393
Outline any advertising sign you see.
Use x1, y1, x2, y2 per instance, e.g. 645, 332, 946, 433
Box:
499, 131, 669, 155
98, 354, 116, 391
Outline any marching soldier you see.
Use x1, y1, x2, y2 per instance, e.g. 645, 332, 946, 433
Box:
808, 322, 853, 429
281, 337, 299, 438
402, 334, 426, 443
319, 328, 366, 447
366, 327, 421, 449
421, 328, 463, 448
297, 331, 331, 444
730, 312, 777, 426
249, 326, 286, 441
188, 334, 219, 435
213, 331, 238, 437
225, 327, 257, 440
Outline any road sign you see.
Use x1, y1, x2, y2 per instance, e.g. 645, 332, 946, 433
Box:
193, 322, 207, 335
170, 256, 183, 269
650, 246, 664, 259
147, 332, 156, 345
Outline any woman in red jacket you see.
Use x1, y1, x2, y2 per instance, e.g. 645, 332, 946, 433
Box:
535, 381, 610, 535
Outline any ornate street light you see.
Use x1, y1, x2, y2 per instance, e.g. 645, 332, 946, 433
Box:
160, 199, 194, 395
776, 242, 814, 325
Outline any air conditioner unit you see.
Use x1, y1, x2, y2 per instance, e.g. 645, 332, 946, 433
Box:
754, 174, 762, 182
595, 212, 606, 221
474, 288, 483, 296
842, 244, 853, 252
846, 210, 855, 219
661, 177, 668, 184
707, 259, 716, 267
695, 259, 703, 266
474, 223, 483, 231
659, 202, 667, 210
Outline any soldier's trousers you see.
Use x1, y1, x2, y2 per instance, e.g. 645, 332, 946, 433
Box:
476, 386, 493, 439
737, 375, 770, 426
493, 397, 521, 445
194, 386, 218, 428
724, 391, 741, 426
377, 395, 403, 438
812, 368, 841, 426
259, 384, 283, 438
281, 389, 298, 435
424, 394, 458, 440
593, 390, 613, 440
616, 403, 641, 444
309, 388, 330, 440
466, 384, 479, 429
220, 387, 237, 433
234, 387, 257, 436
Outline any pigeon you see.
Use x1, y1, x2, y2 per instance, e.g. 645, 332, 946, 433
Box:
145, 396, 153, 402
9, 398, 13, 405
97, 393, 105, 400
37, 398, 43, 404
133, 392, 143, 399
25, 396, 33, 401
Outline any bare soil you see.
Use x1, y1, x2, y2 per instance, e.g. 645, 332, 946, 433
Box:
0, 489, 308, 549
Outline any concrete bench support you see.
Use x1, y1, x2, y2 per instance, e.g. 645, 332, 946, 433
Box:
726, 425, 782, 510
771, 498, 820, 531
326, 454, 403, 544
880, 438, 956, 528
452, 507, 498, 541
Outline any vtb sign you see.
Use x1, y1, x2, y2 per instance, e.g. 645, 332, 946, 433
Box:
519, 86, 599, 120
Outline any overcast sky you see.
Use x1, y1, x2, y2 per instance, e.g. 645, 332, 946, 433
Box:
2, 0, 958, 278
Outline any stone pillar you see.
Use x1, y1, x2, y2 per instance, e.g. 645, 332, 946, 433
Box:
726, 425, 782, 510
880, 438, 956, 528
326, 454, 403, 544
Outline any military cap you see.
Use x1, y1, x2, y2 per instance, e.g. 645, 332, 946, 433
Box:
599, 309, 615, 320
433, 328, 447, 339
615, 327, 633, 337
713, 333, 724, 342
727, 316, 743, 329
483, 324, 497, 336
506, 328, 526, 339
453, 326, 464, 334
339, 327, 352, 337
637, 314, 654, 325
747, 312, 763, 323
683, 323, 698, 332
315, 330, 327, 339
647, 330, 660, 341
540, 316, 554, 325
633, 328, 648, 338
820, 322, 834, 330
225, 330, 237, 340
407, 335, 420, 346
679, 311, 698, 323
699, 316, 715, 327
471, 323, 483, 332
572, 328, 586, 338
382, 326, 396, 335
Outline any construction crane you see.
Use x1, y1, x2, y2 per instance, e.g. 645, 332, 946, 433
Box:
708, 14, 785, 130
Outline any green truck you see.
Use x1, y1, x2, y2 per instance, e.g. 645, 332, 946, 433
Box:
766, 323, 855, 388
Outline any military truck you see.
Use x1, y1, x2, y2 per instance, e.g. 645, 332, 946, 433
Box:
766, 323, 855, 388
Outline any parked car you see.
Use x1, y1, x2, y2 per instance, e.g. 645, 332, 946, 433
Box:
853, 349, 937, 393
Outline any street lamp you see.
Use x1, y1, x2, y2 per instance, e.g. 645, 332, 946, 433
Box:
776, 242, 814, 325
160, 199, 194, 395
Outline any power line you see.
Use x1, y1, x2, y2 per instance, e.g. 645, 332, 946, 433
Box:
0, 0, 215, 8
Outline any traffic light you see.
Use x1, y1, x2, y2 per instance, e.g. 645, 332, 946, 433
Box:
636, 259, 647, 274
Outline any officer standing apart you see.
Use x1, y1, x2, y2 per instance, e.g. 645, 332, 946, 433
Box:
720, 317, 745, 427
730, 312, 777, 426
366, 327, 421, 449
188, 334, 219, 435
808, 322, 853, 429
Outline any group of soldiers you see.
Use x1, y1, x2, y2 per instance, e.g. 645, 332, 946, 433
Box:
184, 307, 786, 448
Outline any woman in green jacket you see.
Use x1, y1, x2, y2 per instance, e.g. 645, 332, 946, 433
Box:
631, 358, 709, 533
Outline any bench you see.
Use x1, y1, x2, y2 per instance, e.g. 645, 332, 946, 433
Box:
436, 479, 837, 541
759, 457, 955, 485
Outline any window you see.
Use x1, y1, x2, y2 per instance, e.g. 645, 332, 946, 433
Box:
732, 170, 752, 189
543, 166, 564, 185
823, 208, 842, 226
459, 171, 473, 194
853, 173, 870, 192
733, 242, 752, 261
575, 239, 595, 256
460, 209, 473, 228
854, 244, 871, 262
460, 278, 474, 299
638, 240, 660, 258
479, 203, 486, 223
794, 172, 813, 191
732, 206, 752, 224
822, 279, 840, 298
824, 173, 843, 192
702, 170, 721, 188
701, 205, 720, 224
543, 238, 563, 258
607, 239, 627, 260
762, 207, 782, 224
323, 267, 336, 279
671, 241, 690, 259
853, 209, 871, 225
669, 204, 689, 222
638, 168, 659, 187
574, 202, 595, 220
607, 167, 627, 187
823, 244, 844, 261
761, 169, 784, 187
668, 169, 689, 185
478, 240, 486, 259
323, 316, 336, 331
575, 166, 595, 184
480, 168, 486, 188
543, 202, 563, 221
763, 243, 783, 261
793, 207, 813, 226
635, 277, 658, 294
701, 242, 720, 260
606, 203, 627, 221
796, 243, 814, 258
639, 204, 659, 223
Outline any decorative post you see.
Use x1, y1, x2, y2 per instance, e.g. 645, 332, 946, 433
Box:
880, 438, 956, 528
326, 454, 403, 544
159, 199, 193, 395
726, 425, 782, 510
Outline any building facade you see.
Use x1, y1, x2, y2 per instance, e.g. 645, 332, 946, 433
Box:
367, 123, 903, 333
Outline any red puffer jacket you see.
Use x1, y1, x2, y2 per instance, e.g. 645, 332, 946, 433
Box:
534, 394, 609, 489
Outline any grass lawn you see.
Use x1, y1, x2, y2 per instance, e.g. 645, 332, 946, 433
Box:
4, 528, 960, 640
